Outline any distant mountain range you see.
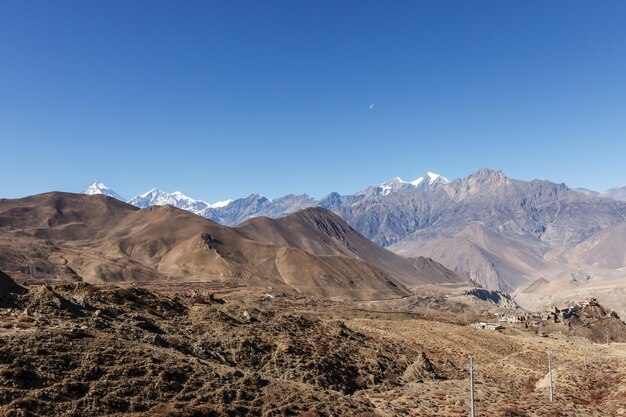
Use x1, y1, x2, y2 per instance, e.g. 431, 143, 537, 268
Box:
82, 171, 457, 222
82, 170, 626, 292
84, 173, 626, 219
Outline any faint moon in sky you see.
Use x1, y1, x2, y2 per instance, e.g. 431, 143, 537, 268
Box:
369, 104, 375, 110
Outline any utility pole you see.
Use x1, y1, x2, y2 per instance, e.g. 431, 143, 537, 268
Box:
468, 355, 475, 417
583, 347, 587, 370
606, 330, 610, 345
547, 347, 554, 401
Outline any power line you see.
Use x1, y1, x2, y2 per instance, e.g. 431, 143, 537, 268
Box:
468, 355, 476, 417
547, 347, 554, 402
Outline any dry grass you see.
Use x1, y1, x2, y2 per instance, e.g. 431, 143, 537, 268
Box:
348, 317, 626, 416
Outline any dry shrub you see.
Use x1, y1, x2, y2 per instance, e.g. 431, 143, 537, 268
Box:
522, 375, 539, 393
500, 405, 528, 417
167, 336, 182, 349
588, 378, 612, 405
589, 389, 610, 405
296, 412, 320, 417
82, 285, 97, 297
542, 411, 568, 417
573, 396, 590, 406
190, 296, 208, 305
433, 391, 446, 399
15, 314, 34, 323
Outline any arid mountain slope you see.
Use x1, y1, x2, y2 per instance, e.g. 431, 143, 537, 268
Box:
561, 221, 626, 270
513, 221, 626, 314
236, 207, 467, 288
0, 191, 137, 238
393, 223, 554, 292
385, 170, 626, 291
0, 193, 431, 300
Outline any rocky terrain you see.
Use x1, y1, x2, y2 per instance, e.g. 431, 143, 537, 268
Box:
0, 281, 384, 416
2, 272, 626, 416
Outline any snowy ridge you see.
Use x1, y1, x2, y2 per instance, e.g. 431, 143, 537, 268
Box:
127, 188, 232, 215
209, 199, 233, 208
81, 182, 233, 215
359, 171, 449, 196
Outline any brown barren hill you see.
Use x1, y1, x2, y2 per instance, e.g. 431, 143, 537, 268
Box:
0, 193, 412, 300
236, 207, 467, 288
0, 192, 137, 238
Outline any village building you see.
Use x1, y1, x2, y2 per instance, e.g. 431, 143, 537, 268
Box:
470, 322, 503, 331
497, 313, 526, 324
507, 315, 525, 324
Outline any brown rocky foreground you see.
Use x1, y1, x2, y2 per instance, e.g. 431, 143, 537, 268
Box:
1, 280, 626, 417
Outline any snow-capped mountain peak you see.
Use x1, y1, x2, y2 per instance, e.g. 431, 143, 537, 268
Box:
82, 182, 124, 201
426, 171, 448, 183
208, 199, 233, 208
360, 171, 449, 196
409, 171, 449, 186
171, 191, 189, 199
136, 188, 160, 198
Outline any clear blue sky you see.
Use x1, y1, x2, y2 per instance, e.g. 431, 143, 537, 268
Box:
2, 1, 626, 202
